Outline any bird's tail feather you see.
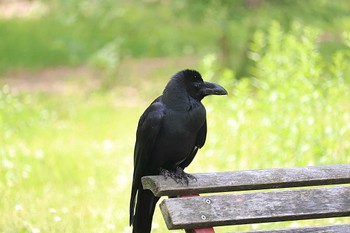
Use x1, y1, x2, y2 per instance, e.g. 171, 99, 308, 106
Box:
132, 189, 160, 233
129, 181, 137, 226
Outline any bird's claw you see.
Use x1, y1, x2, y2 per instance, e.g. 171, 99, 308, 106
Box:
160, 168, 171, 179
160, 167, 196, 185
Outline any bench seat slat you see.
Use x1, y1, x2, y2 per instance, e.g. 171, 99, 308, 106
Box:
237, 224, 350, 233
159, 186, 350, 229
142, 164, 350, 196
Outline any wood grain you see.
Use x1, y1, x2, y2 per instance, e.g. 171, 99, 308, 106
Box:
159, 186, 350, 229
142, 164, 350, 196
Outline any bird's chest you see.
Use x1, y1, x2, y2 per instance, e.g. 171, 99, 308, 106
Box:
149, 103, 206, 170
163, 106, 205, 138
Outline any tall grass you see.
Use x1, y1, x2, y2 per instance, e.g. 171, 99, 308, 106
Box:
1, 22, 350, 232
0, 88, 142, 232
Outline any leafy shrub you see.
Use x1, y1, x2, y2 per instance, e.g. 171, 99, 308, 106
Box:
201, 21, 350, 171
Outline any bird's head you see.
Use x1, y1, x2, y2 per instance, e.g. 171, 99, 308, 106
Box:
168, 69, 228, 101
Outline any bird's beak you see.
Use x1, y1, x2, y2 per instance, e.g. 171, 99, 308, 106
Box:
201, 81, 228, 96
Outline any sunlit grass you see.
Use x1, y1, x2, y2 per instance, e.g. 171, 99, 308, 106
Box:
0, 87, 140, 232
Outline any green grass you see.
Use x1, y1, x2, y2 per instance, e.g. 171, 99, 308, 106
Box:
0, 89, 140, 232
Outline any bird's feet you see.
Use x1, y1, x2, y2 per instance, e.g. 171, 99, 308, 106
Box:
160, 167, 197, 185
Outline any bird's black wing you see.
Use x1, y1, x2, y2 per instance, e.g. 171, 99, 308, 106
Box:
129, 97, 165, 225
179, 119, 207, 169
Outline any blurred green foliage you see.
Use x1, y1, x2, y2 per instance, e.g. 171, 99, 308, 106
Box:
200, 21, 350, 172
1, 1, 350, 232
1, 0, 350, 73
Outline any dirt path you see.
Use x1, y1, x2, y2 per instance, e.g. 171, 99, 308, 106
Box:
0, 56, 199, 94
1, 66, 101, 93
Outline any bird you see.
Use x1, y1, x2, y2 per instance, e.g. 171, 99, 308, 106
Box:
129, 69, 227, 233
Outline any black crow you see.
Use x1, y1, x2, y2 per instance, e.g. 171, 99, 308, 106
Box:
129, 69, 227, 233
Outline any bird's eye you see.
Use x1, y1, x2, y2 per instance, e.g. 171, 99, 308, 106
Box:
193, 82, 201, 88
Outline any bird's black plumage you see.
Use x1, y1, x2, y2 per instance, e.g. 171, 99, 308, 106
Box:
129, 69, 227, 233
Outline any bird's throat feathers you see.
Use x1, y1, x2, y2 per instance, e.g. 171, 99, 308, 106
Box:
162, 81, 193, 111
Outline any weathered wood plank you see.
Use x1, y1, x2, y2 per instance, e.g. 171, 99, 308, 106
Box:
236, 224, 350, 233
159, 186, 350, 229
142, 164, 350, 196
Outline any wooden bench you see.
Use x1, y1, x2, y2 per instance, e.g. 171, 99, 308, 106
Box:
142, 164, 350, 232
